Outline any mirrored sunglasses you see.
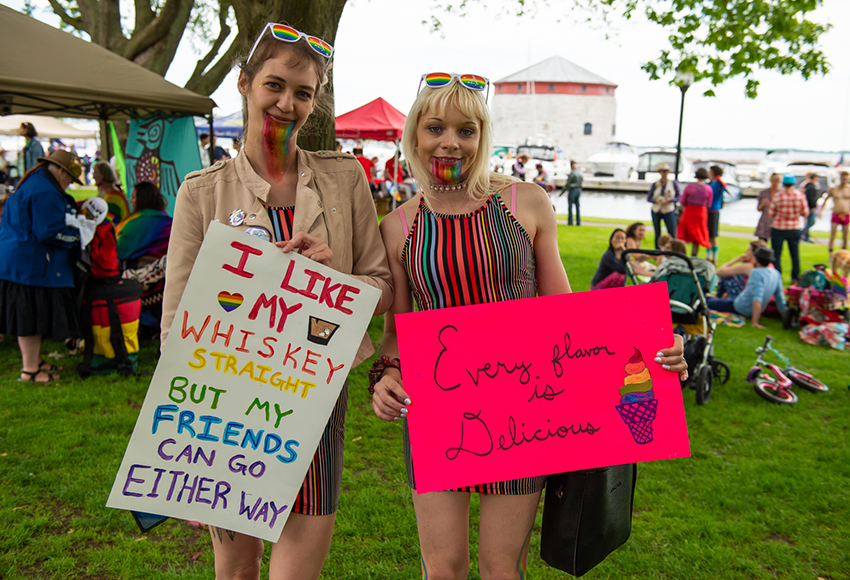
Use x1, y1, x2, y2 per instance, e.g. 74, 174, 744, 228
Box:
247, 23, 334, 65
417, 72, 491, 103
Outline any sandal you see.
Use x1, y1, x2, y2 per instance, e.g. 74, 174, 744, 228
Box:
18, 369, 60, 384
38, 358, 63, 373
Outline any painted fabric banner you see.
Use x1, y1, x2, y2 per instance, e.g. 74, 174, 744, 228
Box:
124, 117, 203, 217
107, 222, 380, 541
395, 283, 691, 494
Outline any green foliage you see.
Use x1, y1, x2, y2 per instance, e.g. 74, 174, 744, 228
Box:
0, 224, 848, 579
431, 0, 831, 98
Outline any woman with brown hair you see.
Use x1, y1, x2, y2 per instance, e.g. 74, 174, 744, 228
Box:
161, 22, 393, 580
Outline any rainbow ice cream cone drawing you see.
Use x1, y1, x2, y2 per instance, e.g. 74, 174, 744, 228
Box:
615, 348, 658, 445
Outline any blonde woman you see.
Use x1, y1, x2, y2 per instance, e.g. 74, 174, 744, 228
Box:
370, 73, 687, 580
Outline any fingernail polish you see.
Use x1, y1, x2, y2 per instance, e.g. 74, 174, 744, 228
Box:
393, 417, 399, 421
404, 398, 411, 405
654, 357, 662, 364
662, 364, 671, 370
656, 352, 664, 358
400, 407, 408, 414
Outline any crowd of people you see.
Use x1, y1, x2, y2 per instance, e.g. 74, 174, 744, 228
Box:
0, 147, 172, 383
2, 19, 848, 580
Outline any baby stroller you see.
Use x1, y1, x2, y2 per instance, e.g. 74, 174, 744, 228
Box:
622, 249, 730, 405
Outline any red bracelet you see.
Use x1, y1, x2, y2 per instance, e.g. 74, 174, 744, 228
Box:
368, 356, 401, 394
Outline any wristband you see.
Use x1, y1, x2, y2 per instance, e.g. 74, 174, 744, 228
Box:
368, 356, 401, 394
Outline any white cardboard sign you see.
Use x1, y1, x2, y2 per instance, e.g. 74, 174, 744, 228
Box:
107, 221, 380, 541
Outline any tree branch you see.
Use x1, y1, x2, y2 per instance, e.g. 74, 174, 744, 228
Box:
134, 0, 155, 31
45, 0, 86, 32
123, 0, 193, 59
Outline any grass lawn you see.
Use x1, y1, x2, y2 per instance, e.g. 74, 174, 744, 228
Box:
0, 224, 847, 579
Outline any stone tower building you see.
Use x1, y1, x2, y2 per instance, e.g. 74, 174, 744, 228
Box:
491, 56, 618, 161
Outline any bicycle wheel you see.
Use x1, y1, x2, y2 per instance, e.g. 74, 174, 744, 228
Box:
711, 359, 730, 384
695, 365, 712, 405
753, 381, 798, 404
785, 369, 829, 393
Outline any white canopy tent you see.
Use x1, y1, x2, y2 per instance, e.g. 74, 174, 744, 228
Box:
0, 114, 96, 139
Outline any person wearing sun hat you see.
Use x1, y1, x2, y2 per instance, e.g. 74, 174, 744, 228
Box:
0, 150, 87, 384
646, 161, 681, 247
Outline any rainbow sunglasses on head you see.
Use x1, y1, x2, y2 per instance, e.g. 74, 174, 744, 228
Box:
247, 23, 334, 65
418, 72, 491, 103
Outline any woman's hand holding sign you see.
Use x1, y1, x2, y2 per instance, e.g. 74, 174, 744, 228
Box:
657, 334, 688, 381
276, 231, 333, 266
372, 368, 411, 422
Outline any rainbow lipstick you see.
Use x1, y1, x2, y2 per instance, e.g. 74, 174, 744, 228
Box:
431, 157, 462, 184
262, 113, 296, 181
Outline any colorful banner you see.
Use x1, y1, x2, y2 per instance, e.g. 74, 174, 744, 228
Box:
107, 222, 380, 541
395, 283, 691, 494
124, 116, 203, 217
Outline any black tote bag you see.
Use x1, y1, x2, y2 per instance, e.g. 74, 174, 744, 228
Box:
540, 463, 637, 577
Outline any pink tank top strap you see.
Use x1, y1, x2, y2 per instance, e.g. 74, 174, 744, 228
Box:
511, 182, 517, 214
397, 205, 409, 233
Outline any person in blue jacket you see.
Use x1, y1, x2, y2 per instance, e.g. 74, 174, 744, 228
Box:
707, 165, 728, 263
0, 150, 84, 383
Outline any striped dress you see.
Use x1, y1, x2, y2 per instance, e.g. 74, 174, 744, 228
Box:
265, 204, 346, 515
399, 184, 543, 494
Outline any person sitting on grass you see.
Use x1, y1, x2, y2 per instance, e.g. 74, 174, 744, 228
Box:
591, 228, 652, 290
715, 239, 767, 299
707, 246, 786, 329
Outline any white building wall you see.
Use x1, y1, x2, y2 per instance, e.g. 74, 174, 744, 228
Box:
490, 94, 617, 162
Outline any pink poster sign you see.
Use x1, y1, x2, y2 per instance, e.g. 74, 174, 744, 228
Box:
395, 283, 691, 494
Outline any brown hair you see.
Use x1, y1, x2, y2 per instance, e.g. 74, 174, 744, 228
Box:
20, 122, 37, 138
748, 239, 767, 254
657, 233, 672, 248
133, 181, 167, 212
695, 167, 709, 180
670, 239, 687, 254
625, 222, 645, 240
236, 27, 333, 140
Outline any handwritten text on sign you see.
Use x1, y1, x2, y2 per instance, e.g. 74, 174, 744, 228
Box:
395, 283, 690, 494
107, 222, 380, 541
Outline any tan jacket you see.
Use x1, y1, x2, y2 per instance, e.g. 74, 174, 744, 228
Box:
161, 149, 393, 367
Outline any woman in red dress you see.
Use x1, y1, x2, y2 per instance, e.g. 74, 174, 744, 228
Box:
677, 167, 712, 256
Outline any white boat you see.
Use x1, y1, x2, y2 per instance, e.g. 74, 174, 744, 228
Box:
587, 142, 639, 179
754, 149, 792, 182
512, 144, 569, 186
637, 149, 693, 182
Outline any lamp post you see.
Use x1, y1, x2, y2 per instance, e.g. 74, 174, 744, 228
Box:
674, 70, 695, 182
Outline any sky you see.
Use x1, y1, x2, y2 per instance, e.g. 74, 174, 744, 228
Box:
7, 0, 850, 152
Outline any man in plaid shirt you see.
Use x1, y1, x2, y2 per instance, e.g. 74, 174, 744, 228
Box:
769, 174, 809, 282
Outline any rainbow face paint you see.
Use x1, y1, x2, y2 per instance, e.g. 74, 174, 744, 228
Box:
430, 157, 463, 184
261, 113, 296, 181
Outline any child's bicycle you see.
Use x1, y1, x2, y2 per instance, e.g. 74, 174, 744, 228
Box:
746, 335, 829, 404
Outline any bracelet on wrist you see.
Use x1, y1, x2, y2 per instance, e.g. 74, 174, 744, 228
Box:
368, 356, 401, 394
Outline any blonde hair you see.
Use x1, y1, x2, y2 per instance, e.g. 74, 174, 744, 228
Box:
401, 77, 513, 203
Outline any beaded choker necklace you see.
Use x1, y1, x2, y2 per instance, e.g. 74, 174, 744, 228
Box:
428, 180, 468, 193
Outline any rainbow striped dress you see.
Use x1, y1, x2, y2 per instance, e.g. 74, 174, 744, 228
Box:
399, 184, 543, 494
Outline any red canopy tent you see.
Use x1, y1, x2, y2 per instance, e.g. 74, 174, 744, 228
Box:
334, 97, 406, 141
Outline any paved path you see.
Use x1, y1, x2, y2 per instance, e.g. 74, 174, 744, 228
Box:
560, 220, 827, 244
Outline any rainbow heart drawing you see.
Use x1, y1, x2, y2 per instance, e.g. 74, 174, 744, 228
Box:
217, 291, 244, 312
